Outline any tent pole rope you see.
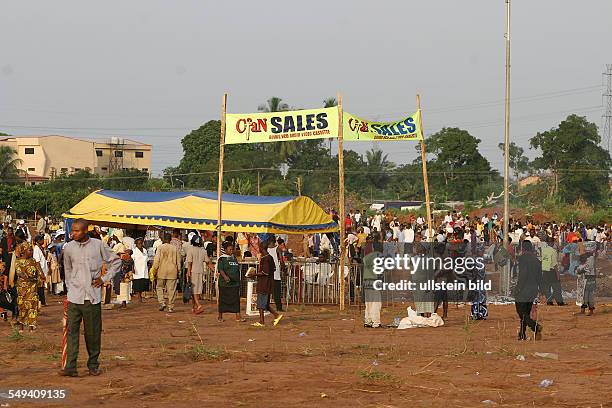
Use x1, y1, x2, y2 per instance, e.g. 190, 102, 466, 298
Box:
417, 94, 434, 242
337, 92, 346, 311
216, 93, 228, 302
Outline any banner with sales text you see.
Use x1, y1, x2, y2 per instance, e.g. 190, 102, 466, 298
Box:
225, 107, 338, 144
343, 110, 423, 141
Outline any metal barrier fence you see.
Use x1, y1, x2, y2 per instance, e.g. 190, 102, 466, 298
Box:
284, 259, 362, 306
188, 240, 610, 307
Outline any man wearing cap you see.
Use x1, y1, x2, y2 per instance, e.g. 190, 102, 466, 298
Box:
99, 227, 110, 246
17, 220, 30, 243
60, 218, 121, 377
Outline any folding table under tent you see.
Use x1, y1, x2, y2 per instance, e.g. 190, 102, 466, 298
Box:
63, 189, 338, 235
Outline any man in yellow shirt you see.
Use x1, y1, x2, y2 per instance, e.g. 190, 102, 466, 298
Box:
541, 237, 564, 306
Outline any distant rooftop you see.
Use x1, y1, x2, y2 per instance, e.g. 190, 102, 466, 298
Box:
0, 134, 151, 146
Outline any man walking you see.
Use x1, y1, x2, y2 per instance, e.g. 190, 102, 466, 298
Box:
363, 233, 383, 328
541, 237, 564, 305
514, 241, 544, 341
60, 219, 121, 377
267, 236, 286, 312
152, 232, 181, 313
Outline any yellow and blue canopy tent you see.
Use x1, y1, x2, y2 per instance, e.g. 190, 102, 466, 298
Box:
64, 190, 338, 235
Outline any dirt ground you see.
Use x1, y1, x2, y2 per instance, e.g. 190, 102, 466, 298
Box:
1, 292, 611, 408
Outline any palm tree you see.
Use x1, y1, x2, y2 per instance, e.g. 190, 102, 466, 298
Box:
323, 97, 337, 156
258, 97, 295, 160
258, 97, 289, 113
0, 146, 23, 183
365, 148, 394, 190
323, 97, 337, 108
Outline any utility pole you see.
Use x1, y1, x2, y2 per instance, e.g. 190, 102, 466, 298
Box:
502, 0, 511, 297
257, 171, 260, 196
603, 64, 612, 152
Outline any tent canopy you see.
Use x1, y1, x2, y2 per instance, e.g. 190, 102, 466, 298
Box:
64, 190, 338, 234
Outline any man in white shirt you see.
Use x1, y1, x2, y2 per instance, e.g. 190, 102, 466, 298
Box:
444, 212, 453, 225
33, 235, 49, 306
372, 213, 382, 232
267, 237, 285, 312
390, 219, 401, 241
354, 210, 361, 226
320, 233, 332, 254
416, 216, 425, 227
481, 214, 489, 225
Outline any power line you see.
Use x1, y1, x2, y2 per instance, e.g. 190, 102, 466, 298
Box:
0, 104, 603, 139
0, 84, 602, 120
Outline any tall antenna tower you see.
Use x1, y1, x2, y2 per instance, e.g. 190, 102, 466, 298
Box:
603, 64, 612, 152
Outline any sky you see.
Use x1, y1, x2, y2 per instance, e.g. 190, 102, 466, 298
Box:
1, 0, 611, 176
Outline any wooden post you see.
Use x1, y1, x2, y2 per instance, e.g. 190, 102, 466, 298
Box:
216, 93, 228, 300
337, 93, 346, 311
61, 298, 68, 369
417, 94, 434, 242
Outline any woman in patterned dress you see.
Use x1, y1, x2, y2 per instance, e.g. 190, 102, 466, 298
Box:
15, 242, 44, 332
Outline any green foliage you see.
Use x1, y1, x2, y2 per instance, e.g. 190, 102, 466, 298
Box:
530, 114, 611, 205
0, 168, 171, 217
498, 141, 531, 180
0, 145, 23, 182
417, 127, 499, 201
225, 177, 253, 195
365, 148, 395, 191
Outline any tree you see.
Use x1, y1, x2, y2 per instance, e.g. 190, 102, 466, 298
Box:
417, 127, 496, 201
258, 97, 297, 161
0, 146, 23, 183
498, 142, 530, 183
323, 97, 337, 156
530, 114, 611, 205
258, 97, 289, 113
174, 120, 283, 190
225, 178, 254, 195
365, 148, 395, 191
323, 97, 337, 108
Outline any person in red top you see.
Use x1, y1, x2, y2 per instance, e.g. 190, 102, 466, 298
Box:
1, 227, 16, 274
345, 215, 352, 231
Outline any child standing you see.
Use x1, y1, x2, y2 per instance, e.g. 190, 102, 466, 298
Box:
114, 249, 134, 308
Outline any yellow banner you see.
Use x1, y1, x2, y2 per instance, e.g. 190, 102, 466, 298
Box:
225, 107, 338, 144
343, 110, 423, 141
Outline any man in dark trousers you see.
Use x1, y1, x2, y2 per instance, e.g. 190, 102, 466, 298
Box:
59, 219, 121, 377
514, 240, 543, 341
541, 236, 564, 305
268, 236, 286, 312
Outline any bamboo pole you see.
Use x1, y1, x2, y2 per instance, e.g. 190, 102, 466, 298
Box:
417, 94, 434, 242
216, 93, 228, 301
337, 93, 346, 311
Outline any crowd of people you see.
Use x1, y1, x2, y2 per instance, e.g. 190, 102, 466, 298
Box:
0, 208, 608, 375
333, 208, 608, 340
